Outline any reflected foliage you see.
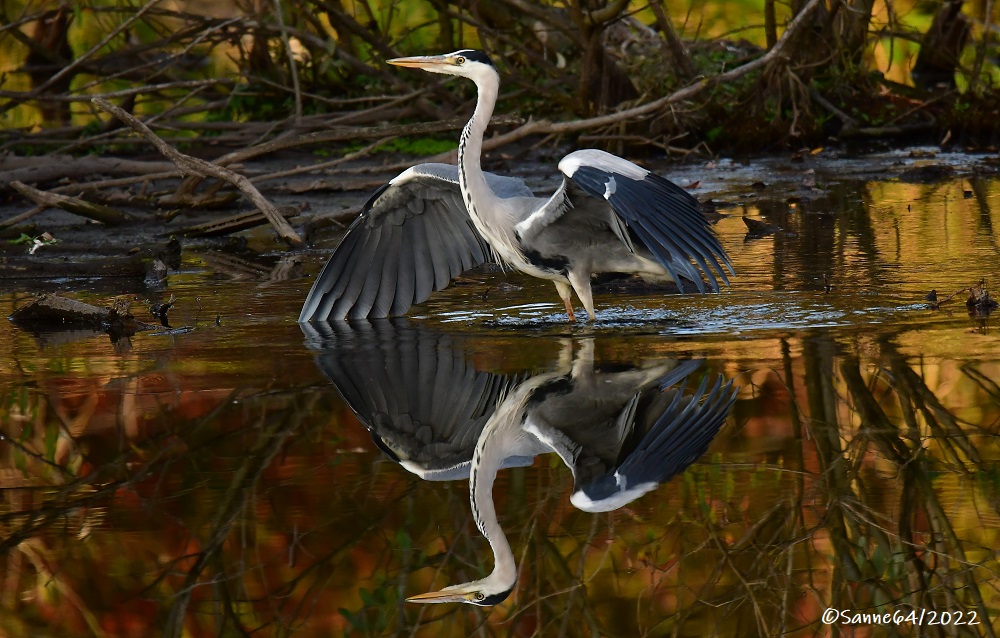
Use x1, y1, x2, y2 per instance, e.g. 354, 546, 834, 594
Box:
1, 322, 998, 635
1, 178, 1000, 635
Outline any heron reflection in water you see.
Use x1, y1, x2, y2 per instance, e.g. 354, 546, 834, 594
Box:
303, 321, 736, 606
299, 50, 733, 323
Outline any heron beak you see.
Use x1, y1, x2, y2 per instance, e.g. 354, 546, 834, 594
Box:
405, 589, 473, 604
387, 54, 456, 70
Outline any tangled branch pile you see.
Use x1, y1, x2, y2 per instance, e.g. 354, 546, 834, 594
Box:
1, 0, 998, 154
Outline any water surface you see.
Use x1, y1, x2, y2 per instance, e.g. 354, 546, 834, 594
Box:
1, 167, 999, 637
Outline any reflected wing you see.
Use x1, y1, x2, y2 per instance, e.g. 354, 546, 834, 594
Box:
299, 163, 532, 322
552, 149, 733, 293
517, 359, 700, 485
569, 373, 736, 512
303, 320, 524, 479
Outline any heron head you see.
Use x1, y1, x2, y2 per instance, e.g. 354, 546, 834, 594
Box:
405, 579, 513, 606
387, 49, 496, 80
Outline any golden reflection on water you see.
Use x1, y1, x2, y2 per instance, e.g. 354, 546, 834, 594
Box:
1, 177, 999, 636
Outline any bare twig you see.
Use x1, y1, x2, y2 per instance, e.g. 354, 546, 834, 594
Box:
162, 113, 519, 197
0, 205, 45, 229
969, 0, 996, 91
10, 181, 135, 226
34, 0, 163, 96
1, 156, 175, 189
271, 0, 303, 123
0, 78, 234, 103
175, 206, 301, 238
649, 0, 696, 80
437, 0, 825, 153
91, 97, 302, 244
251, 137, 394, 184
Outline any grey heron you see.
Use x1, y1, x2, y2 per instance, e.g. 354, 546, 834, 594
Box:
304, 322, 736, 606
299, 50, 733, 323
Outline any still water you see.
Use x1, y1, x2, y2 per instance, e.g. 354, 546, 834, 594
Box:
1, 166, 999, 637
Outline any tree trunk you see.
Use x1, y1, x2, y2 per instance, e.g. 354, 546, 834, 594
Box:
912, 0, 971, 90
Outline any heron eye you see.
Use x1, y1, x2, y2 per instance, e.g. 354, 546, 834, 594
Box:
456, 56, 466, 65
474, 592, 485, 601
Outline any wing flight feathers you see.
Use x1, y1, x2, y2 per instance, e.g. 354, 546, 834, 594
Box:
570, 372, 736, 512
559, 149, 734, 293
300, 166, 494, 321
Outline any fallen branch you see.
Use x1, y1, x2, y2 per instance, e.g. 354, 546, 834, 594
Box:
0, 155, 175, 189
743, 215, 782, 237
175, 206, 301, 238
9, 293, 157, 335
24, 112, 521, 199
196, 113, 523, 171
9, 181, 135, 226
250, 136, 393, 185
0, 205, 45, 229
92, 96, 303, 245
162, 112, 517, 201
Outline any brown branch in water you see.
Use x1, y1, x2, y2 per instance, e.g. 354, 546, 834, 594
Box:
9, 293, 157, 332
9, 180, 135, 226
91, 97, 303, 245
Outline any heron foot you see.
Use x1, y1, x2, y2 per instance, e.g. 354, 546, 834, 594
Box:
563, 298, 576, 322
555, 281, 577, 322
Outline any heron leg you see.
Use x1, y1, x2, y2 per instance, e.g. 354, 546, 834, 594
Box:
567, 270, 596, 321
554, 281, 576, 322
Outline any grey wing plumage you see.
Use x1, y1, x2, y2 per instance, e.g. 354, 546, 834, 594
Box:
299, 164, 531, 322
303, 320, 523, 479
558, 149, 734, 293
569, 373, 736, 513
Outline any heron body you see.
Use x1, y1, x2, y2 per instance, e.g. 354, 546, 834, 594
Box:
299, 50, 733, 322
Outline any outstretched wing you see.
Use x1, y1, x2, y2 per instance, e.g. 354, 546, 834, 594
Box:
522, 149, 733, 293
299, 163, 532, 322
569, 373, 736, 513
302, 320, 526, 480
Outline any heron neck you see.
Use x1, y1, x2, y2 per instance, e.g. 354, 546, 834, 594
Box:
469, 426, 517, 589
458, 71, 506, 234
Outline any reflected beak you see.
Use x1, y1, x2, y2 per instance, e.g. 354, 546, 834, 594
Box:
405, 589, 472, 604
387, 54, 456, 70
